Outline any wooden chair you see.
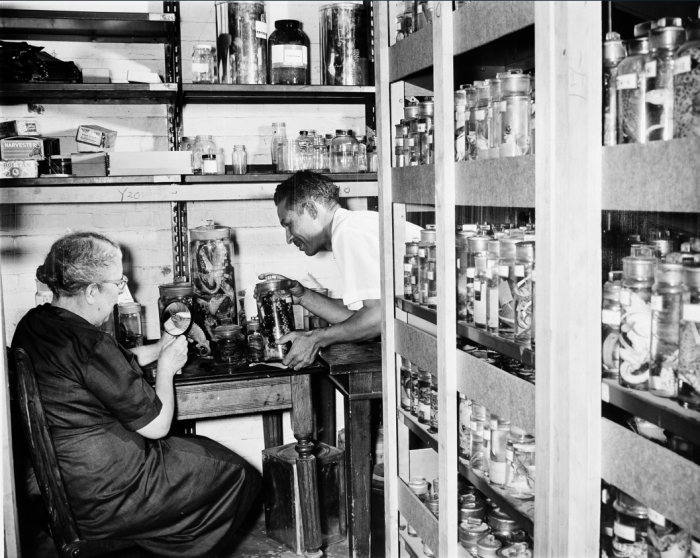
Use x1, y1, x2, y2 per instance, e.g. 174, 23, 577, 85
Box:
12, 348, 137, 558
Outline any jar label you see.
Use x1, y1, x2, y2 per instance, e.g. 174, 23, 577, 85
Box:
271, 45, 308, 69
191, 62, 209, 73
602, 308, 621, 325
255, 20, 268, 40
674, 55, 691, 75
467, 267, 476, 279
651, 295, 664, 312
500, 101, 507, 112
647, 508, 665, 527
427, 271, 434, 280
683, 303, 700, 323
475, 109, 486, 121
514, 265, 525, 277
417, 123, 427, 132
620, 289, 631, 306
498, 265, 509, 278
408, 138, 415, 146
645, 60, 657, 78
616, 73, 638, 90
614, 521, 637, 542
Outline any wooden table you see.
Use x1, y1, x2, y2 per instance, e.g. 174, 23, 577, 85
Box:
171, 360, 328, 558
317, 343, 383, 558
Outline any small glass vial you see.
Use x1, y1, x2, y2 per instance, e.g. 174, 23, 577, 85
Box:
201, 153, 218, 175
118, 302, 143, 349
602, 271, 624, 379
514, 241, 535, 344
35, 280, 53, 306
215, 147, 226, 174
428, 372, 438, 433
231, 145, 247, 175
417, 368, 431, 425
192, 44, 214, 83
212, 325, 247, 366
400, 357, 412, 412
679, 267, 700, 411
247, 318, 264, 363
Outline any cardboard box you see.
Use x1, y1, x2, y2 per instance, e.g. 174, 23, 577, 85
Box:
0, 136, 60, 160
75, 125, 117, 149
0, 120, 39, 139
108, 151, 193, 176
0, 159, 39, 179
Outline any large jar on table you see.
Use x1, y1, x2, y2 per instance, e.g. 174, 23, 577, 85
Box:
330, 130, 359, 173
215, 1, 267, 85
268, 20, 310, 85
212, 324, 247, 366
189, 221, 237, 340
674, 10, 700, 139
118, 302, 143, 349
256, 277, 296, 361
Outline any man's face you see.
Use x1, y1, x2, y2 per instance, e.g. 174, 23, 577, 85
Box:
277, 202, 324, 256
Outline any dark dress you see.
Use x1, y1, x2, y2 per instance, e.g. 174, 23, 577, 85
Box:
12, 305, 260, 557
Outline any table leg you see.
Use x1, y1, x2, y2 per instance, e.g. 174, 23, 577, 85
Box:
262, 411, 284, 449
291, 373, 323, 558
316, 374, 337, 447
344, 373, 373, 558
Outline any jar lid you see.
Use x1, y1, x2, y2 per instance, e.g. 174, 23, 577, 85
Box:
159, 282, 193, 297
478, 534, 503, 552
195, 135, 214, 141
468, 236, 491, 253
202, 154, 216, 160
234, 144, 246, 149
335, 129, 347, 135
613, 491, 648, 517
650, 19, 686, 50
274, 19, 301, 29
118, 302, 141, 314
256, 277, 295, 295
190, 221, 230, 240
634, 20, 657, 37
497, 70, 531, 95
622, 256, 656, 281
684, 267, 700, 288
420, 229, 437, 243
489, 508, 516, 523
603, 279, 622, 299
214, 324, 242, 338
247, 319, 261, 331
408, 476, 429, 493
603, 32, 626, 65
654, 263, 684, 286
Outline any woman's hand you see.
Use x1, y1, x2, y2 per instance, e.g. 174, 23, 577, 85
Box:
254, 273, 305, 304
157, 335, 188, 378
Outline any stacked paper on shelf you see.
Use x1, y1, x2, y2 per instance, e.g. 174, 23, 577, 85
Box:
71, 152, 107, 177
108, 151, 193, 176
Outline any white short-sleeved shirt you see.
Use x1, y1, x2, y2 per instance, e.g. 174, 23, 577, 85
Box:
331, 208, 422, 311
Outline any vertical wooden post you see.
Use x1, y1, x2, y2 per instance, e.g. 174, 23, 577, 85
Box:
373, 2, 401, 557
534, 3, 602, 556
433, 3, 458, 556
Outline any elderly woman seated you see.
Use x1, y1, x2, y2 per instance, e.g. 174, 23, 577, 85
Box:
12, 231, 260, 557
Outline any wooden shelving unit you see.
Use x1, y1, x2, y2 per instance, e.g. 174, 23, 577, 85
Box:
183, 84, 375, 104
0, 83, 177, 104
398, 409, 438, 452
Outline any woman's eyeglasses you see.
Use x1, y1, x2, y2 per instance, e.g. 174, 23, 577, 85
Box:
101, 275, 129, 291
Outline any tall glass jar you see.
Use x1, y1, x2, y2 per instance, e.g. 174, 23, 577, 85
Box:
215, 1, 267, 85
456, 230, 475, 320
489, 416, 511, 487
514, 241, 535, 344
330, 130, 359, 173
212, 324, 247, 366
428, 372, 438, 433
603, 32, 626, 146
679, 267, 700, 411
367, 136, 379, 172
118, 302, 143, 349
247, 318, 264, 363
458, 394, 471, 460
318, 2, 369, 85
674, 11, 700, 139
464, 84, 478, 159
497, 237, 519, 338
417, 367, 431, 425
649, 264, 683, 397
455, 88, 468, 161
602, 271, 624, 380
411, 366, 422, 418
645, 19, 686, 142
231, 145, 247, 174
192, 135, 217, 175
400, 357, 412, 411
619, 256, 656, 390
613, 491, 649, 558
192, 44, 215, 83
256, 277, 296, 361
474, 81, 491, 160
498, 70, 532, 157
356, 135, 368, 172
418, 227, 436, 305
268, 20, 310, 85
617, 22, 655, 144
404, 241, 420, 301
488, 77, 503, 158
270, 122, 286, 172
474, 255, 498, 329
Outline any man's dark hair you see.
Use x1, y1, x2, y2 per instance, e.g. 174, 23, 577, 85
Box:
274, 170, 340, 212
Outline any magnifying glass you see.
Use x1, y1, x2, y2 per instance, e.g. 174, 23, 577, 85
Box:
160, 301, 193, 338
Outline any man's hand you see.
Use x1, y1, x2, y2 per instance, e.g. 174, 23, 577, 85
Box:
278, 329, 325, 370
255, 273, 305, 304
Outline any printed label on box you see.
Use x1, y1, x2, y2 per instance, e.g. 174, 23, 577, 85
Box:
255, 20, 267, 40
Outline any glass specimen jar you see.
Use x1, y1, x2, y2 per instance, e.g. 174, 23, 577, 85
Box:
192, 135, 217, 175
212, 324, 247, 366
35, 280, 53, 306
278, 138, 301, 173
407, 476, 428, 501
489, 416, 511, 487
428, 371, 438, 433
330, 130, 359, 173
270, 122, 286, 172
417, 367, 431, 425
411, 366, 422, 417
192, 44, 215, 83
674, 10, 700, 139
464, 84, 478, 159
497, 237, 519, 338
201, 153, 218, 175
215, 148, 226, 174
231, 145, 247, 174
118, 302, 143, 349
215, 1, 267, 85
679, 267, 700, 411
505, 430, 536, 495
647, 509, 692, 558
486, 255, 502, 334
297, 130, 312, 170
400, 357, 412, 411
246, 318, 264, 363
456, 230, 475, 320
603, 32, 626, 146
424, 247, 437, 309
268, 20, 310, 85
498, 70, 532, 157
613, 491, 649, 558
367, 136, 379, 172
619, 256, 656, 390
617, 21, 655, 144
319, 3, 369, 85
474, 81, 492, 160
356, 135, 368, 172
418, 228, 436, 305
455, 88, 468, 161
404, 249, 419, 301
514, 241, 535, 344
488, 77, 503, 158
645, 19, 686, 142
458, 393, 471, 460
256, 277, 296, 361
395, 12, 404, 43
602, 271, 624, 380
649, 264, 683, 397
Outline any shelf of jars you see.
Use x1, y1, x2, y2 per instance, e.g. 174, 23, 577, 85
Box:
602, 379, 700, 447
182, 84, 375, 104
602, 137, 700, 212
602, 418, 700, 538
0, 9, 175, 43
184, 171, 377, 183
0, 83, 177, 105
457, 461, 535, 537
395, 297, 536, 369
398, 408, 439, 452
397, 478, 440, 556
389, 20, 433, 84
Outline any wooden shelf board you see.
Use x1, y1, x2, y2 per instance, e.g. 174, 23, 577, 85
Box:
183, 84, 375, 104
389, 25, 433, 84
602, 379, 700, 447
0, 9, 174, 43
602, 418, 700, 538
602, 138, 700, 212
0, 83, 176, 104
399, 529, 427, 558
456, 349, 536, 435
458, 459, 535, 536
396, 297, 536, 367
397, 479, 440, 555
394, 320, 438, 375
454, 156, 535, 208
398, 408, 439, 452
453, 1, 535, 57
184, 172, 377, 184
391, 165, 435, 205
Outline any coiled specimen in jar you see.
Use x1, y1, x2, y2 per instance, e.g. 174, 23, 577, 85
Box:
257, 286, 295, 361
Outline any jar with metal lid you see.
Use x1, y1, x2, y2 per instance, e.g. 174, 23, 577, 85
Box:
514, 241, 535, 344
35, 280, 53, 306
202, 153, 218, 175
418, 227, 436, 305
474, 82, 492, 159
417, 368, 431, 425
613, 491, 649, 558
478, 534, 503, 558
619, 256, 656, 390
617, 21, 656, 143
489, 416, 511, 486
319, 3, 369, 85
212, 324, 247, 366
455, 88, 468, 161
498, 70, 532, 157
405, 240, 420, 301
506, 439, 535, 496
459, 519, 490, 554
603, 32, 627, 145
603, 271, 624, 379
231, 145, 247, 174
330, 130, 359, 173
647, 508, 692, 558
407, 476, 429, 501
279, 138, 301, 172
215, 1, 267, 85
674, 9, 700, 138
497, 238, 519, 338
192, 44, 215, 83
256, 277, 296, 361
404, 98, 421, 120
460, 500, 487, 522
400, 357, 412, 411
464, 84, 478, 159
425, 493, 439, 516
457, 230, 476, 320
459, 393, 472, 460
645, 18, 686, 141
650, 264, 683, 397
488, 78, 503, 158
192, 135, 217, 175
118, 302, 143, 349
679, 267, 700, 411
268, 20, 310, 85
428, 372, 438, 433
474, 255, 499, 330
411, 366, 422, 417
488, 509, 518, 543
246, 318, 264, 363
